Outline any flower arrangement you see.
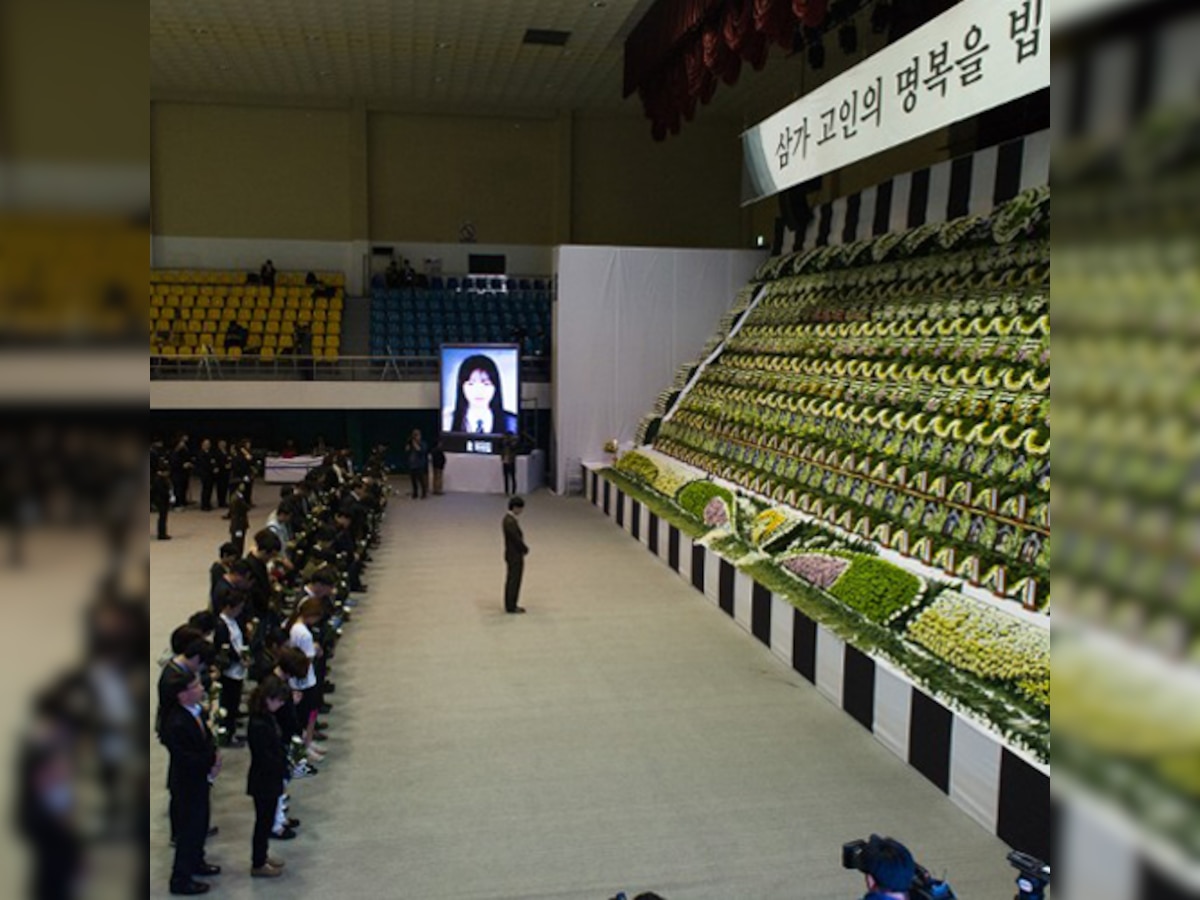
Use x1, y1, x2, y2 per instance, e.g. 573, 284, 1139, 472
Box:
780, 553, 849, 589
827, 554, 924, 625
906, 592, 1049, 707
614, 450, 658, 485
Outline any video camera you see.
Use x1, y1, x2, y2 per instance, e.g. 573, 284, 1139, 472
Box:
843, 836, 956, 899
1007, 850, 1050, 900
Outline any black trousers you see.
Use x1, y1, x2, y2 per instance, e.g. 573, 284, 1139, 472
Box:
219, 676, 244, 740
156, 505, 170, 539
169, 787, 209, 889
171, 473, 190, 507
503, 463, 517, 496
409, 469, 428, 498
251, 791, 279, 868
199, 476, 215, 510
215, 473, 230, 507
504, 558, 523, 611
230, 529, 246, 557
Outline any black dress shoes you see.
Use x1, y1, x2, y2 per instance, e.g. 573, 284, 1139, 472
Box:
506, 607, 527, 614
195, 863, 222, 876
169, 882, 210, 896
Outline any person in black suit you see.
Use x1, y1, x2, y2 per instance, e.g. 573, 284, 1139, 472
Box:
158, 667, 221, 896
169, 435, 193, 509
213, 439, 232, 509
502, 496, 528, 613
245, 676, 289, 878
195, 438, 217, 511
152, 466, 172, 540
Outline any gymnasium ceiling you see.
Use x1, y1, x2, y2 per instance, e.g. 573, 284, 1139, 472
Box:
149, 0, 875, 125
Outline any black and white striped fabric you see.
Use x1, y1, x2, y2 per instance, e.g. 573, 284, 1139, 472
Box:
586, 466, 1050, 861
777, 129, 1051, 256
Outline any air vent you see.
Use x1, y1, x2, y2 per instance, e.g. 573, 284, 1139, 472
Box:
523, 28, 570, 47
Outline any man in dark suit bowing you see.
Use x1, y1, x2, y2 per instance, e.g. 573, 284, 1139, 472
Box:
502, 496, 528, 614
158, 667, 222, 895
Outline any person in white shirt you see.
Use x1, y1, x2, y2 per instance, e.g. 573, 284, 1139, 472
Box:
215, 593, 250, 747
285, 597, 324, 763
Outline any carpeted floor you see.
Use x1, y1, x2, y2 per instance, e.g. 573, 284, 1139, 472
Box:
150, 484, 1016, 899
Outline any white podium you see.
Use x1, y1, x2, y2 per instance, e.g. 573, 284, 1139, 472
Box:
443, 449, 544, 494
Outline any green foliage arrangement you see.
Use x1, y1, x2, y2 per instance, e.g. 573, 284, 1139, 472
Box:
677, 481, 734, 522
827, 554, 923, 625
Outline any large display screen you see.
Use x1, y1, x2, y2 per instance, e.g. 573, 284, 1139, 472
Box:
439, 344, 520, 454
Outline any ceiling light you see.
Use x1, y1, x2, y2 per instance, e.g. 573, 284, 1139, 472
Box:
591, 1, 608, 7
436, 41, 451, 49
317, 69, 331, 77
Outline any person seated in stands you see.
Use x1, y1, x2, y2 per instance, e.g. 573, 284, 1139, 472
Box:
304, 271, 320, 286
385, 258, 401, 289
225, 321, 248, 352
260, 260, 277, 291
401, 258, 416, 286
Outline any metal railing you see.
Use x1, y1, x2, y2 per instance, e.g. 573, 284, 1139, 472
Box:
149, 353, 551, 382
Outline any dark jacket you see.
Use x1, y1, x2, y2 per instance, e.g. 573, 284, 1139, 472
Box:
503, 513, 528, 563
246, 712, 287, 799
228, 495, 250, 532
151, 474, 172, 512
160, 704, 215, 799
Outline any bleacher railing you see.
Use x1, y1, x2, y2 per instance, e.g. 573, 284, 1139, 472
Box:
149, 353, 550, 382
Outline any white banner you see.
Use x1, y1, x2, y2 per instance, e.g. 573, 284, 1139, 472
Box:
741, 0, 1049, 205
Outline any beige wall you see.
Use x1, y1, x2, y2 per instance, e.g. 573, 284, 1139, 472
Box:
368, 112, 563, 245
152, 102, 353, 240
570, 113, 746, 249
151, 101, 756, 250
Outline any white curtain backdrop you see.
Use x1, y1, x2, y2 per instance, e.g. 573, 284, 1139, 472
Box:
553, 245, 765, 493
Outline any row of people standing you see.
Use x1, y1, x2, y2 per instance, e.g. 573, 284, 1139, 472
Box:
152, 434, 257, 514
155, 452, 387, 895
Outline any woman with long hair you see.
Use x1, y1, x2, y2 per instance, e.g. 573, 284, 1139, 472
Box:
447, 354, 518, 435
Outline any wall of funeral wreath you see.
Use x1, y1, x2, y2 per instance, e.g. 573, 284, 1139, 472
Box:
607, 188, 1050, 762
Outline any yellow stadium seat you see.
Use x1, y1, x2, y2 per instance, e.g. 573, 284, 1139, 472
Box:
189, 320, 203, 333
183, 333, 199, 347
312, 321, 326, 335
261, 347, 276, 361
251, 309, 266, 322
277, 335, 294, 351
228, 346, 242, 360
262, 334, 278, 348
312, 335, 325, 348
282, 309, 297, 323
180, 295, 195, 308
267, 308, 281, 321
329, 298, 343, 312
249, 320, 264, 333
265, 320, 280, 335
160, 345, 177, 357
207, 308, 222, 321
322, 348, 339, 362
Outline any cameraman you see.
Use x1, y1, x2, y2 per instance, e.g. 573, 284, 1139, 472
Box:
859, 835, 916, 900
